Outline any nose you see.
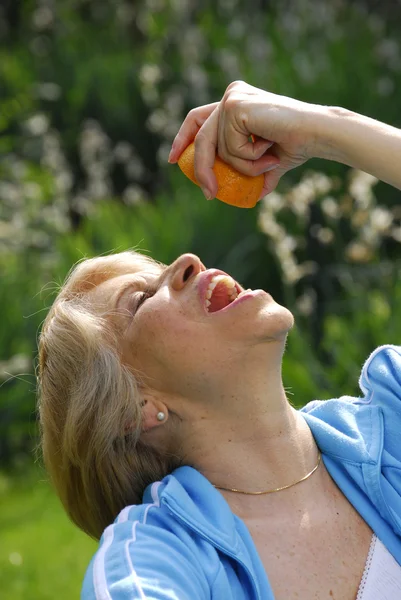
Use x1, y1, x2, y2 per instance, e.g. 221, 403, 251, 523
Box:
169, 253, 205, 291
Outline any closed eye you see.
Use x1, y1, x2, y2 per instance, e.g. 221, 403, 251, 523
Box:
131, 289, 153, 314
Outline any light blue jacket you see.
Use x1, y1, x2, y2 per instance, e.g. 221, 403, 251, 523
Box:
82, 345, 401, 599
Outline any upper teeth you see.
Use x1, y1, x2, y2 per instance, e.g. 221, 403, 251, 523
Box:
205, 274, 239, 310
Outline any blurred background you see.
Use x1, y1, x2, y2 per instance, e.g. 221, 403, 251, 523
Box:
1, 0, 401, 597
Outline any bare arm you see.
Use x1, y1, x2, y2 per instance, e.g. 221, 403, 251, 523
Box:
169, 81, 401, 200
316, 106, 401, 190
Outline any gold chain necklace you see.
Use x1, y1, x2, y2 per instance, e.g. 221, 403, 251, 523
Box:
213, 451, 322, 495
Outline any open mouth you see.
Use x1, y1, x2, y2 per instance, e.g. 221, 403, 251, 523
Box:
204, 274, 249, 313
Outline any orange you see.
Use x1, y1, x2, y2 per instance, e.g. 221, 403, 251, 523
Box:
177, 142, 264, 208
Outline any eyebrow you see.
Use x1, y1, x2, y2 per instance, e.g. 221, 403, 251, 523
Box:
115, 281, 138, 310
114, 266, 168, 311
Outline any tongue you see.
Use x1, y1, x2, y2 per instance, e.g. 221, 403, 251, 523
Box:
209, 282, 232, 313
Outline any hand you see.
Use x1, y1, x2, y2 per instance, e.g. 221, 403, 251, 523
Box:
169, 81, 325, 199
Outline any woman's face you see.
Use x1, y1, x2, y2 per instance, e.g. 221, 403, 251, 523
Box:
91, 253, 294, 400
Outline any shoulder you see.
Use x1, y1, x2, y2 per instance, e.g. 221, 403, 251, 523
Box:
80, 464, 244, 600
358, 344, 401, 400
81, 479, 212, 600
301, 344, 401, 431
300, 345, 401, 542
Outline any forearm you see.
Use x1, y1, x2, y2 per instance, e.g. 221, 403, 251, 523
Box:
316, 106, 401, 189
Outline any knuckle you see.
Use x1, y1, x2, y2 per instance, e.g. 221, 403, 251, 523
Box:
226, 80, 245, 92
186, 108, 198, 122
194, 164, 206, 185
223, 94, 238, 111
222, 95, 247, 127
194, 131, 206, 149
187, 107, 207, 125
223, 81, 245, 105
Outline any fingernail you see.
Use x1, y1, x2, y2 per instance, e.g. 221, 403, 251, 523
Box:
202, 188, 214, 201
266, 163, 279, 171
168, 149, 174, 163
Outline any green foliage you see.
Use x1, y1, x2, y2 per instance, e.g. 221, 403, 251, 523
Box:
1, 0, 401, 461
1, 0, 401, 587
2, 0, 401, 465
0, 466, 96, 599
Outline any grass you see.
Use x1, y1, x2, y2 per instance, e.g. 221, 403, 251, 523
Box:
0, 463, 97, 599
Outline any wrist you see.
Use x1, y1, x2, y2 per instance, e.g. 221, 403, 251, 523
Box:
312, 104, 357, 164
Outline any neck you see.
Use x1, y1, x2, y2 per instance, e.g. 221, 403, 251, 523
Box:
186, 404, 318, 501
175, 349, 320, 517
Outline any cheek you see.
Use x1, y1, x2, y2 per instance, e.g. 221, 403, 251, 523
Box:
138, 307, 207, 366
133, 310, 215, 395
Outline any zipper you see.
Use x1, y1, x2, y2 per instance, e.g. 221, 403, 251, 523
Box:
162, 498, 264, 600
356, 534, 377, 600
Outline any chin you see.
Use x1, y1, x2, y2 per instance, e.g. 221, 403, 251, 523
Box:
258, 304, 295, 341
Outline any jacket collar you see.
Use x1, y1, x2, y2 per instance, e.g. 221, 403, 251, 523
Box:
159, 466, 240, 554
301, 400, 383, 465
154, 467, 270, 599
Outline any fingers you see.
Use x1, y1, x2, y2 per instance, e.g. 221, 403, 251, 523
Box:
236, 138, 274, 161
221, 118, 273, 161
192, 104, 280, 198
258, 168, 284, 199
218, 106, 281, 177
169, 84, 282, 202
168, 102, 219, 164
221, 150, 280, 178
193, 106, 220, 199
216, 109, 271, 170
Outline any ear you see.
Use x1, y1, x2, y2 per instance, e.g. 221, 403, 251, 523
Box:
141, 399, 168, 433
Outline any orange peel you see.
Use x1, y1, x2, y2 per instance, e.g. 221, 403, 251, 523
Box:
177, 142, 264, 209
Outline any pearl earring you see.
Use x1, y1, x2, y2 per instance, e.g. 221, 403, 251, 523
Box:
157, 411, 165, 422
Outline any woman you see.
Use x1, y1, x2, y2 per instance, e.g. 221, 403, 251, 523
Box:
38, 81, 401, 599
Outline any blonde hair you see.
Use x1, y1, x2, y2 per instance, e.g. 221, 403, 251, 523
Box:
37, 251, 182, 539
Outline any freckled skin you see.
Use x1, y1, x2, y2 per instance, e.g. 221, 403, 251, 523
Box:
105, 257, 294, 405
